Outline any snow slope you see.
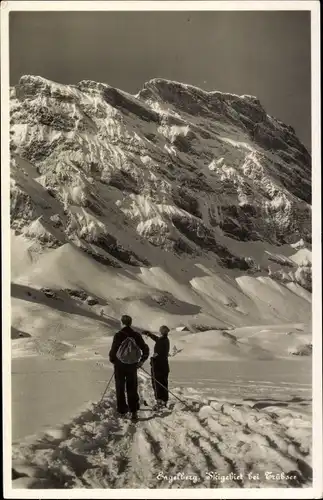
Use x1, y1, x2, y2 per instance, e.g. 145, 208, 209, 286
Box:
12, 370, 312, 489
10, 75, 312, 343
11, 240, 312, 362
10, 75, 311, 257
169, 324, 312, 361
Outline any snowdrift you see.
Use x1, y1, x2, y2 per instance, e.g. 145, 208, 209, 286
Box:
169, 324, 312, 362
11, 239, 312, 362
12, 374, 312, 489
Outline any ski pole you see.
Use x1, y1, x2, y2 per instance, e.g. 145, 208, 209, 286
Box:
98, 372, 114, 405
140, 367, 190, 409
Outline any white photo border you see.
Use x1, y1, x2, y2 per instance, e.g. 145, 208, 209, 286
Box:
1, 1, 321, 498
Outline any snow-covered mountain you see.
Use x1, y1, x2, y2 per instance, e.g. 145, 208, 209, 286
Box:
10, 77, 313, 489
10, 75, 312, 337
10, 75, 311, 253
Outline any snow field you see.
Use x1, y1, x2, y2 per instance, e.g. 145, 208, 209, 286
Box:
12, 375, 312, 489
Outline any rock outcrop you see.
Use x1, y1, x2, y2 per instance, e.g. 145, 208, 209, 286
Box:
10, 75, 311, 271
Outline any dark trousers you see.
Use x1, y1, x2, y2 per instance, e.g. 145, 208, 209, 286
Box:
151, 360, 169, 403
114, 364, 140, 413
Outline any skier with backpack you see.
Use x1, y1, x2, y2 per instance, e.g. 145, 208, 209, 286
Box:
142, 325, 170, 409
109, 315, 149, 421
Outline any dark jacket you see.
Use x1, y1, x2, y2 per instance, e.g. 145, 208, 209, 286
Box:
109, 326, 149, 366
147, 332, 170, 373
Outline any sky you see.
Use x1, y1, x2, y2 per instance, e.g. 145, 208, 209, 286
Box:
9, 10, 311, 149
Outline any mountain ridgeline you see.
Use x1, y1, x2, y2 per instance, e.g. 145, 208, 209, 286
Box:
10, 75, 311, 275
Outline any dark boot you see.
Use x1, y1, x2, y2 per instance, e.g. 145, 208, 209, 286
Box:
131, 412, 138, 422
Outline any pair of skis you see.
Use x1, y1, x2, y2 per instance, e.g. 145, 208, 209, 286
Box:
98, 366, 188, 413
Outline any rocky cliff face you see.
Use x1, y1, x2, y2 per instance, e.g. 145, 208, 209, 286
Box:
10, 75, 311, 272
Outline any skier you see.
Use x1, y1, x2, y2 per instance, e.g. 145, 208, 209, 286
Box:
109, 315, 149, 421
143, 325, 170, 409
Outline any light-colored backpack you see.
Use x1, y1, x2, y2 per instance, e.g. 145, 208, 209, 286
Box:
116, 337, 142, 364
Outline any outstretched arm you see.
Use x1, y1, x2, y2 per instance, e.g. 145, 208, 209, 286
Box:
142, 331, 159, 342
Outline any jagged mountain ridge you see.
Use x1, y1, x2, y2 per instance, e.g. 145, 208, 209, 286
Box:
10, 75, 311, 271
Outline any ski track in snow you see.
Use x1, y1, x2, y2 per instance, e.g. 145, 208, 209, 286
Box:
12, 374, 312, 489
